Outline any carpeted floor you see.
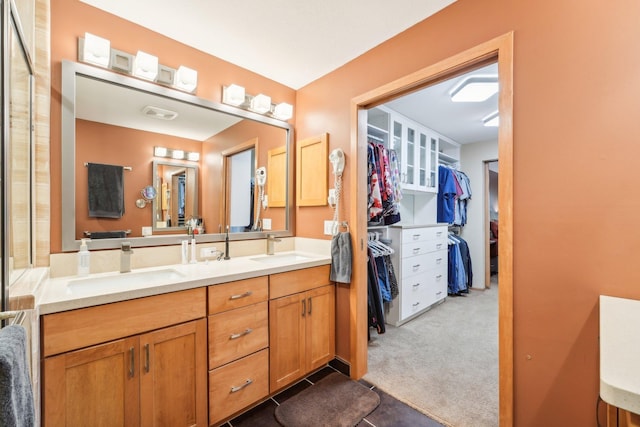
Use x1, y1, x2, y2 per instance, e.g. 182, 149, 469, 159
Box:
364, 283, 498, 427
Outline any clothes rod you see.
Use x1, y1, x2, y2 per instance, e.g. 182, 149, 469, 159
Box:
84, 162, 132, 171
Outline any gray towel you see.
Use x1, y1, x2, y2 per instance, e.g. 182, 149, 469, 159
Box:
330, 231, 352, 284
89, 230, 127, 239
0, 325, 34, 427
87, 163, 125, 218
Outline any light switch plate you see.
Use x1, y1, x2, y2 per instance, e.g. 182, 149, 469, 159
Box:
262, 218, 272, 230
324, 220, 337, 235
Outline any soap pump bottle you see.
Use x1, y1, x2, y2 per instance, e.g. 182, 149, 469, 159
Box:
78, 239, 90, 276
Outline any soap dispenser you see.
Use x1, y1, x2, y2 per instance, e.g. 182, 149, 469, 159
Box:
78, 239, 90, 276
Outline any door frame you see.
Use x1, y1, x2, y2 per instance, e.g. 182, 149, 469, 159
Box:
348, 32, 514, 425
485, 159, 499, 288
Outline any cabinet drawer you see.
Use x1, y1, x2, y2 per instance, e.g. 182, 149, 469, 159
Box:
208, 302, 268, 369
209, 349, 269, 425
402, 239, 447, 258
42, 288, 206, 357
208, 276, 268, 314
270, 265, 331, 299
401, 227, 446, 243
400, 251, 447, 278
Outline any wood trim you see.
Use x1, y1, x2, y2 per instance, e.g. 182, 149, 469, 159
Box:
42, 288, 206, 357
267, 145, 287, 207
484, 161, 491, 289
349, 32, 514, 426
220, 138, 259, 230
269, 264, 331, 299
295, 133, 328, 206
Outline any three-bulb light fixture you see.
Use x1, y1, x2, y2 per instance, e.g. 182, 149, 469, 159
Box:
222, 84, 293, 121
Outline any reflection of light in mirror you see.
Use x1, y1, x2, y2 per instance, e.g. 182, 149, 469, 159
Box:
187, 152, 200, 161
83, 32, 110, 67
250, 93, 271, 114
172, 149, 185, 159
133, 50, 159, 80
154, 146, 200, 162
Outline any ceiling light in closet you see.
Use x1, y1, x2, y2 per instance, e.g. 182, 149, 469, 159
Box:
450, 76, 498, 102
483, 111, 499, 127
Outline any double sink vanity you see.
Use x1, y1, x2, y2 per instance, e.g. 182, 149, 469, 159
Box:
36, 249, 334, 426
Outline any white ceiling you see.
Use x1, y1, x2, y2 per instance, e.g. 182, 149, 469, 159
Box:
79, 0, 456, 90
77, 0, 497, 145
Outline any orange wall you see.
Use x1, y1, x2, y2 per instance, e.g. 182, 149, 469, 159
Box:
295, 0, 640, 425
76, 120, 201, 238
50, 0, 295, 252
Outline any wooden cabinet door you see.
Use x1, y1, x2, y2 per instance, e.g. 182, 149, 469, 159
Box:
139, 319, 208, 427
43, 336, 140, 427
269, 292, 306, 392
305, 285, 335, 372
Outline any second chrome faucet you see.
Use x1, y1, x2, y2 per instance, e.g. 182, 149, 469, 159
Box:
266, 234, 281, 255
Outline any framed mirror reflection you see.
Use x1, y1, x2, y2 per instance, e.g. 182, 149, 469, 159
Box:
61, 60, 293, 251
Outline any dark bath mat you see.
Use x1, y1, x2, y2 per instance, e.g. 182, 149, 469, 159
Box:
275, 372, 380, 427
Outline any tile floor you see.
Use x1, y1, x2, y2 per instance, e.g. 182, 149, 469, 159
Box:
222, 362, 444, 427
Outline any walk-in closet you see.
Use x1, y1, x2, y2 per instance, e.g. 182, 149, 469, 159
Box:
363, 62, 500, 427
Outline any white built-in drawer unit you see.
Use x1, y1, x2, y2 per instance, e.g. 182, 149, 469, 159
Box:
386, 224, 448, 326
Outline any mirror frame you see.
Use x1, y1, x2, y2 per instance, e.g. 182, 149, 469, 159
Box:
61, 60, 294, 251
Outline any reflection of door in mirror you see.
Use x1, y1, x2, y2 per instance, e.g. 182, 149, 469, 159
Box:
8, 16, 34, 283
222, 139, 257, 232
153, 161, 198, 231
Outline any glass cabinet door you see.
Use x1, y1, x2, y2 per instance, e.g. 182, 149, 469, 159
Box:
405, 126, 415, 187
430, 136, 438, 191
392, 119, 407, 184
418, 132, 428, 189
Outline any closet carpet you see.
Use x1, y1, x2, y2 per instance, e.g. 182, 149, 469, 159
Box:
364, 284, 498, 427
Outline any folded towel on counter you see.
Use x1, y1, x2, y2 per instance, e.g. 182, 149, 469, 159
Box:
330, 231, 353, 284
0, 325, 34, 427
88, 231, 127, 239
87, 163, 125, 218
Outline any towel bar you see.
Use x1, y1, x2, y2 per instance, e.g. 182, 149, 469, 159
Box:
0, 311, 20, 321
84, 162, 132, 171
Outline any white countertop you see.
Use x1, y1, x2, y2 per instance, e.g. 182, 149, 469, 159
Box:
389, 223, 449, 229
600, 295, 640, 414
37, 251, 331, 315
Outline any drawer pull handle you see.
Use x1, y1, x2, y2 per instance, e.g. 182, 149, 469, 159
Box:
230, 379, 253, 393
412, 234, 421, 240
230, 291, 253, 300
308, 297, 312, 315
302, 299, 306, 317
144, 344, 150, 373
412, 264, 420, 270
436, 231, 443, 237
412, 302, 420, 307
436, 291, 442, 295
436, 258, 443, 264
413, 248, 420, 254
230, 328, 253, 340
129, 347, 135, 378
436, 274, 442, 280
413, 283, 421, 288
436, 243, 443, 249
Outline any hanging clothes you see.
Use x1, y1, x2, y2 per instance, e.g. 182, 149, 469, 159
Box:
448, 234, 473, 295
368, 140, 402, 225
366, 234, 398, 336
367, 248, 386, 335
437, 165, 472, 226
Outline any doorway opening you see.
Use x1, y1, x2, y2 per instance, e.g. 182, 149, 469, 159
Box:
349, 33, 514, 425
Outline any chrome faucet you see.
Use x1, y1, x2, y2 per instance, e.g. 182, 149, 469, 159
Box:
120, 242, 133, 273
266, 234, 281, 255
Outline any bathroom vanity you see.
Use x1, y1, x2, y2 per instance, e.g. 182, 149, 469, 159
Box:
37, 252, 333, 426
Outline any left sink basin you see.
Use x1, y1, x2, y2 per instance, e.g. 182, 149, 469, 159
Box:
66, 268, 185, 295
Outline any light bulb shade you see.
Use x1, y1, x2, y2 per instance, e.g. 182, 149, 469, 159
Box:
171, 149, 185, 160
83, 33, 111, 67
250, 93, 272, 114
273, 102, 293, 120
133, 51, 159, 80
223, 84, 246, 106
187, 152, 200, 161
154, 146, 168, 157
176, 66, 198, 92
450, 76, 499, 102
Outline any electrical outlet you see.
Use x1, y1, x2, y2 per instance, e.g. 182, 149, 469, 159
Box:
324, 220, 337, 235
200, 247, 219, 258
262, 218, 272, 230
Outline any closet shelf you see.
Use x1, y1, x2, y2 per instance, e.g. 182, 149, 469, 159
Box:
438, 151, 459, 164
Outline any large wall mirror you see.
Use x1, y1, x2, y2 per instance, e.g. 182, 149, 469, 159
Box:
61, 60, 293, 251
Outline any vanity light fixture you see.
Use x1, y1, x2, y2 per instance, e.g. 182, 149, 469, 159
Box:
273, 102, 293, 121
222, 84, 246, 106
77, 34, 199, 93
153, 146, 200, 162
175, 66, 198, 93
133, 51, 159, 81
221, 84, 294, 121
450, 75, 499, 102
483, 111, 500, 127
250, 93, 272, 114
82, 32, 111, 67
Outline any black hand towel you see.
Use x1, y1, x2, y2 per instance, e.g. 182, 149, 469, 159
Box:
0, 325, 35, 427
89, 230, 127, 239
87, 163, 125, 218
